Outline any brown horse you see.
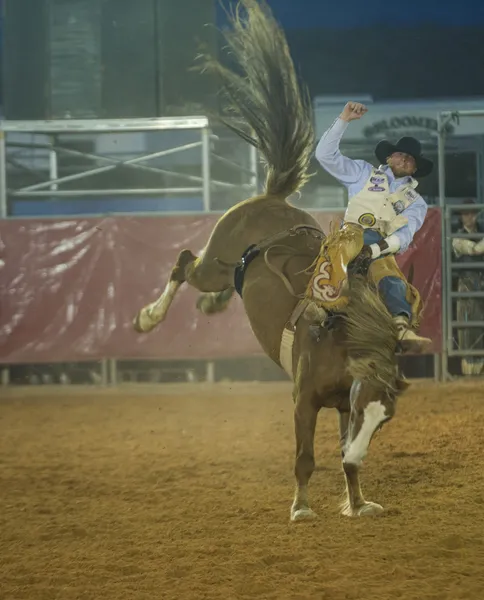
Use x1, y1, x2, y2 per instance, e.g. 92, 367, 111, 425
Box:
133, 0, 409, 521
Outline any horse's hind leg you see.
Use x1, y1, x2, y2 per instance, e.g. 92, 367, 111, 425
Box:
291, 385, 319, 522
133, 249, 232, 333
196, 287, 235, 315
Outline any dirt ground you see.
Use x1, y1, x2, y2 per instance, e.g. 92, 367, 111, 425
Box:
1, 380, 484, 600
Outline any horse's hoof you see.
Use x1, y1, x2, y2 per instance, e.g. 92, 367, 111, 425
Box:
196, 293, 218, 315
132, 313, 143, 333
341, 500, 384, 517
132, 307, 158, 333
290, 507, 318, 522
196, 291, 232, 315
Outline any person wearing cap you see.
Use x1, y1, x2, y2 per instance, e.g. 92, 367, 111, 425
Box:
452, 199, 484, 257
452, 199, 484, 374
315, 101, 433, 353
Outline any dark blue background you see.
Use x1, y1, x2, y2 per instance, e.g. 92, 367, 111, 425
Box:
216, 0, 484, 100
2, 0, 484, 108
219, 0, 484, 29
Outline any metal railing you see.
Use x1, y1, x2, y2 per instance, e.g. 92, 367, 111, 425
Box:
0, 116, 259, 217
438, 109, 484, 380
0, 116, 259, 386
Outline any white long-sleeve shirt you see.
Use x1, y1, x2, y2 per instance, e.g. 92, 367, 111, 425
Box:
315, 118, 428, 253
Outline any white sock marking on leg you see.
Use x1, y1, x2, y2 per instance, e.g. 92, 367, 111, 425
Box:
343, 401, 387, 466
149, 280, 180, 322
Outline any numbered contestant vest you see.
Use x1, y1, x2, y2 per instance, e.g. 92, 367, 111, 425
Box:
344, 167, 420, 236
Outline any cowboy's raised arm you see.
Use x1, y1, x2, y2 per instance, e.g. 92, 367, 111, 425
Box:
315, 102, 371, 186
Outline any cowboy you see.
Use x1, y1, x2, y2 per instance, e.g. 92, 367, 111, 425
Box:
315, 101, 433, 352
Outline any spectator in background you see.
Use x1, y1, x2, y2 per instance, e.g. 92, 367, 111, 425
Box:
452, 199, 484, 375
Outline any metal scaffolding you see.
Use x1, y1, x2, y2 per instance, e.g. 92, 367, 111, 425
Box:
0, 116, 259, 386
0, 116, 259, 218
438, 109, 484, 380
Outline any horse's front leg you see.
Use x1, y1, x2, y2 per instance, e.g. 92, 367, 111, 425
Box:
291, 388, 319, 522
338, 381, 392, 517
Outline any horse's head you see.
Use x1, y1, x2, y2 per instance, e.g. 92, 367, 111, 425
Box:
342, 375, 409, 467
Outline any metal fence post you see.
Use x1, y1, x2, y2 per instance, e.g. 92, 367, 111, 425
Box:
0, 130, 7, 218
437, 112, 448, 382
201, 126, 211, 212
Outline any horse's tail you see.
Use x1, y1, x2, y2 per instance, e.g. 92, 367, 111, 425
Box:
199, 0, 314, 199
343, 277, 400, 393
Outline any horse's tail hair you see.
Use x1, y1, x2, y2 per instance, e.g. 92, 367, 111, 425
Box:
343, 277, 399, 394
198, 0, 314, 199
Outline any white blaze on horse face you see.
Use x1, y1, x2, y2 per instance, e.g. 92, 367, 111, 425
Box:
343, 401, 388, 467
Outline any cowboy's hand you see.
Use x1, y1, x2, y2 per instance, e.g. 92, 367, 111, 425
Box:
340, 101, 368, 122
359, 245, 373, 261
350, 244, 373, 275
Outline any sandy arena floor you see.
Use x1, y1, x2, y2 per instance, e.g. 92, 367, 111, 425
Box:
1, 380, 484, 600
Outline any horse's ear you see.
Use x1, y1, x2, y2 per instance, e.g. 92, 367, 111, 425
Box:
396, 377, 410, 392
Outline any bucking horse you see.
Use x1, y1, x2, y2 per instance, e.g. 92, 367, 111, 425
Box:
133, 0, 410, 521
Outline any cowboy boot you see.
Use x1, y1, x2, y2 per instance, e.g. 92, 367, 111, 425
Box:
393, 315, 432, 354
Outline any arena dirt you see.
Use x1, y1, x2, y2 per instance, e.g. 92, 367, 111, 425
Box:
1, 380, 483, 600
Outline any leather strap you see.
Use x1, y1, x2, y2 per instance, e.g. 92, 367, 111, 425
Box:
279, 299, 310, 378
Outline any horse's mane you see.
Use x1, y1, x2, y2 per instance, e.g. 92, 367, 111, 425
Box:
344, 276, 400, 394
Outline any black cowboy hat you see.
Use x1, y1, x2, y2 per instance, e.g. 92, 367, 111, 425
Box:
375, 136, 433, 178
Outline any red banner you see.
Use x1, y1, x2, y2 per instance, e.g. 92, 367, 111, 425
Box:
393, 207, 442, 352
0, 209, 441, 363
